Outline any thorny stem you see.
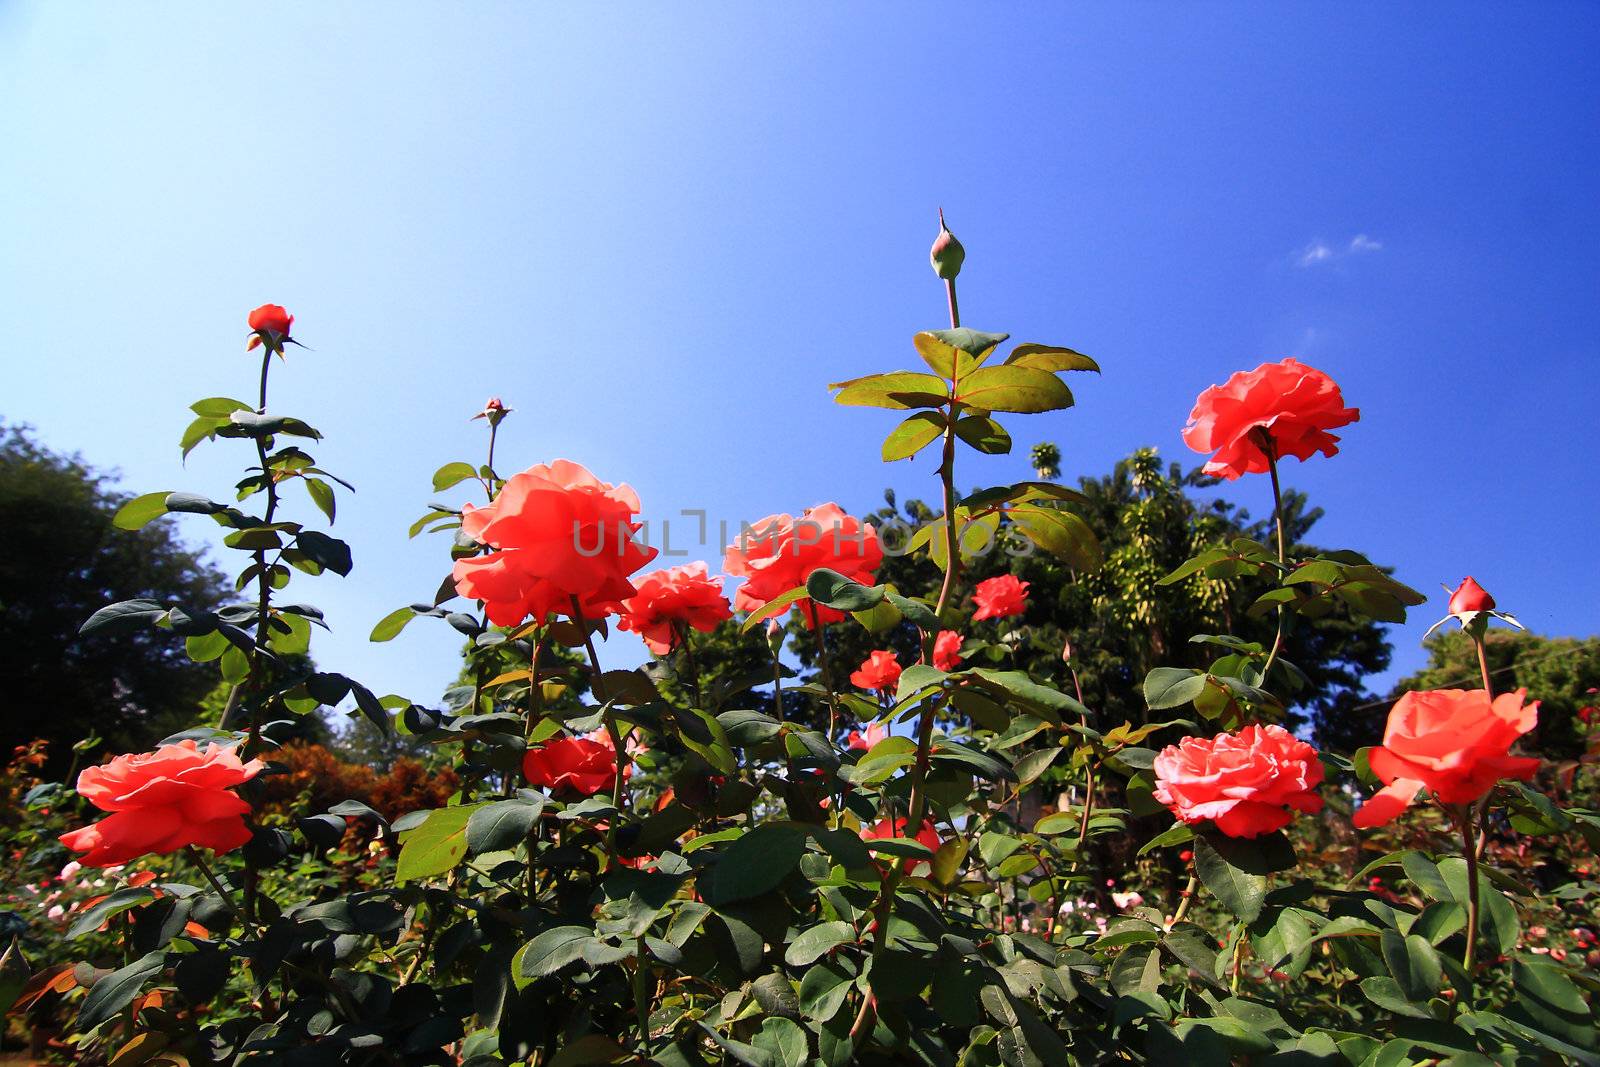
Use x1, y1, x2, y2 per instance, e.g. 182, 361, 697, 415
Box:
1170, 874, 1200, 926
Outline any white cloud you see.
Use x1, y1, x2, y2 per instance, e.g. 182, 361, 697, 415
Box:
1297, 242, 1335, 267
1294, 234, 1383, 267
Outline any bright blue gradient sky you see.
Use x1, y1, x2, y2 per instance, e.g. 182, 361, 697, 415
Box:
3, 5, 1596, 719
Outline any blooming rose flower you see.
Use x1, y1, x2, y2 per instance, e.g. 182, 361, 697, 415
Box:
933, 630, 964, 672
972, 574, 1029, 622
849, 650, 903, 694
60, 741, 264, 867
246, 303, 294, 350
1448, 576, 1495, 617
523, 733, 630, 797
723, 503, 882, 627
617, 562, 733, 655
1181, 358, 1359, 480
452, 460, 658, 627
863, 816, 943, 875
1152, 724, 1325, 838
1352, 688, 1540, 828
847, 722, 889, 752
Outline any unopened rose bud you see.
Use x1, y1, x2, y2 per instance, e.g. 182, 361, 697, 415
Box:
247, 303, 294, 353
1448, 576, 1495, 617
473, 396, 512, 426
930, 208, 965, 280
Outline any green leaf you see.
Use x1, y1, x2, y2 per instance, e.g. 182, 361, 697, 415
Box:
1359, 976, 1436, 1019
67, 887, 157, 939
916, 328, 1010, 378
1506, 959, 1599, 1052
881, 411, 947, 461
828, 371, 949, 410
1192, 832, 1268, 923
432, 461, 480, 492
370, 606, 419, 643
1381, 929, 1443, 1001
798, 959, 854, 1021
304, 477, 336, 523
191, 396, 252, 417
957, 365, 1074, 413
518, 926, 593, 979
0, 938, 28, 1016
1144, 667, 1207, 710
294, 530, 353, 576
396, 805, 480, 883
1163, 922, 1225, 990
113, 491, 173, 530
1137, 821, 1195, 857
80, 599, 167, 637
805, 568, 885, 611
953, 414, 1012, 454
740, 585, 807, 632
1008, 503, 1101, 570
1003, 343, 1100, 373
704, 822, 809, 904
783, 921, 854, 967
78, 952, 165, 1031
467, 797, 544, 854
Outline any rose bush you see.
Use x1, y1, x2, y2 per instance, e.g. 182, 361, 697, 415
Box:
6, 220, 1596, 1067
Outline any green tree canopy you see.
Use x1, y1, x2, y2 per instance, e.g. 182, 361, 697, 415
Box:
0, 422, 230, 765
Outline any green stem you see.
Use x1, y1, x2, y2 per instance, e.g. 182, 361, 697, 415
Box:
186, 845, 248, 931
808, 605, 843, 739
1459, 806, 1481, 979
1259, 445, 1288, 689
570, 597, 628, 863
854, 273, 961, 1051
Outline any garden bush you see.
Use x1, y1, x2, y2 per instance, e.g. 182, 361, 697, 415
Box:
2, 223, 1597, 1066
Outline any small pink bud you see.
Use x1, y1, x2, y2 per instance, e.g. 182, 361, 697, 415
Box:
930, 208, 965, 280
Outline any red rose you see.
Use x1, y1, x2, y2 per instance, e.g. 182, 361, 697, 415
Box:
933, 630, 964, 672
617, 563, 733, 655
1152, 724, 1325, 838
847, 722, 889, 751
864, 816, 943, 874
849, 650, 903, 694
1181, 358, 1359, 480
972, 574, 1029, 622
723, 503, 881, 627
1447, 576, 1495, 617
523, 733, 629, 797
1352, 688, 1539, 828
452, 460, 657, 627
60, 741, 264, 867
246, 304, 294, 351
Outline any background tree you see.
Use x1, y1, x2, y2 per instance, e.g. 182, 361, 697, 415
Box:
0, 422, 229, 765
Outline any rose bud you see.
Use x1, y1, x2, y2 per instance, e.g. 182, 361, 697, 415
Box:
1448, 576, 1495, 617
473, 396, 512, 426
247, 303, 294, 353
930, 208, 965, 280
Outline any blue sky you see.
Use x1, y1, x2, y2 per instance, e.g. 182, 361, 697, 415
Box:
2, 4, 1596, 718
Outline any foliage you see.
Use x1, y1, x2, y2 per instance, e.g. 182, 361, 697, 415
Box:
0, 423, 229, 765
6, 234, 1597, 1067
